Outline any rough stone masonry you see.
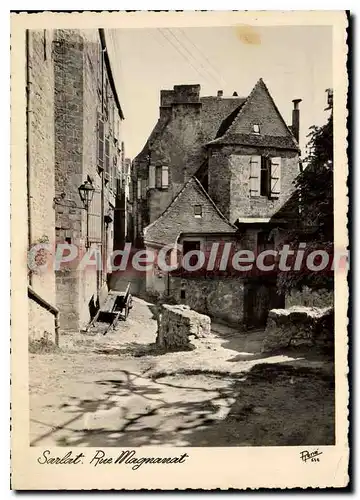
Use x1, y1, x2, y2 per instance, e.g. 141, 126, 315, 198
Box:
262, 306, 334, 353
156, 304, 211, 351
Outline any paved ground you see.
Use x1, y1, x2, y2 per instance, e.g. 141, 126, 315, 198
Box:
29, 297, 335, 447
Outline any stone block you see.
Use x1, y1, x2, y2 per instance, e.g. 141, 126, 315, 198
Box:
156, 303, 211, 351
262, 306, 334, 353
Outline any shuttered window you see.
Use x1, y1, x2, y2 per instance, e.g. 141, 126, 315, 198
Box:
149, 165, 156, 189
270, 157, 281, 198
141, 179, 147, 199
155, 166, 162, 188
161, 166, 169, 188
137, 179, 141, 200
249, 155, 261, 197
104, 137, 110, 177
88, 189, 102, 243
97, 113, 105, 171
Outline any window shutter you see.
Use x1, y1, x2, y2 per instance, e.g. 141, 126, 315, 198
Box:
149, 165, 156, 189
155, 166, 162, 188
161, 166, 169, 188
141, 179, 147, 199
250, 156, 261, 197
270, 157, 281, 198
97, 113, 104, 170
137, 179, 141, 200
104, 137, 110, 176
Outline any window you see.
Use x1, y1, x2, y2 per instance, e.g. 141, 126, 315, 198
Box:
194, 205, 202, 217
182, 240, 201, 268
104, 137, 110, 177
253, 124, 260, 134
250, 155, 282, 199
260, 157, 270, 197
97, 113, 105, 172
180, 289, 186, 299
155, 166, 169, 189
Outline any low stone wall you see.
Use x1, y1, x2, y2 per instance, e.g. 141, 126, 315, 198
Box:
262, 306, 334, 353
156, 304, 211, 351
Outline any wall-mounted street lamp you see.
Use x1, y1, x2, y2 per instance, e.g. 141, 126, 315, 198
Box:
78, 180, 95, 249
53, 180, 95, 249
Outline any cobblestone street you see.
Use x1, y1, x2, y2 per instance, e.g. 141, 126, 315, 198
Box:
30, 297, 335, 447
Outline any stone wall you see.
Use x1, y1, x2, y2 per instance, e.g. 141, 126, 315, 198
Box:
28, 30, 57, 339
52, 29, 121, 332
169, 276, 245, 325
28, 30, 56, 266
156, 304, 211, 351
262, 306, 334, 353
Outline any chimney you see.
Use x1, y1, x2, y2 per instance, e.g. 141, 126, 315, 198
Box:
292, 99, 302, 143
233, 91, 238, 97
217, 90, 223, 97
160, 89, 174, 119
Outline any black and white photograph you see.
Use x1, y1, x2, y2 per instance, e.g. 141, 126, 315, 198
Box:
11, 10, 349, 490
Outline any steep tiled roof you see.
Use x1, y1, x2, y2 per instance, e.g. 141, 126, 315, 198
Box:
206, 133, 300, 151
199, 96, 246, 142
209, 78, 300, 151
144, 176, 236, 246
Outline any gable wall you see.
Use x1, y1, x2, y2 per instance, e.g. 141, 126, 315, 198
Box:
227, 81, 291, 137
145, 180, 235, 247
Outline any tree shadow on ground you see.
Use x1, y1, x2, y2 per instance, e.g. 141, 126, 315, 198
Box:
182, 363, 335, 447
31, 363, 335, 448
32, 369, 238, 447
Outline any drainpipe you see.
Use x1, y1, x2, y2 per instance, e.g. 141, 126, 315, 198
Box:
26, 30, 33, 286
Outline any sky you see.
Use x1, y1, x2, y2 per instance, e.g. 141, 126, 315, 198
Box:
105, 25, 332, 159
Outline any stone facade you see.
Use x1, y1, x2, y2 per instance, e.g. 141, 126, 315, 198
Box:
169, 276, 245, 325
27, 30, 56, 342
133, 85, 245, 241
208, 147, 299, 223
156, 304, 211, 351
27, 29, 125, 336
133, 79, 301, 327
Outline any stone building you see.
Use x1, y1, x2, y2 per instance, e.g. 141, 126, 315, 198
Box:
27, 28, 125, 338
133, 79, 302, 327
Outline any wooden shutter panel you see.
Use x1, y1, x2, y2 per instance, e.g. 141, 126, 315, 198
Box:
161, 166, 169, 188
97, 113, 104, 170
137, 179, 141, 200
141, 179, 147, 199
270, 157, 281, 198
149, 165, 156, 189
155, 167, 162, 188
104, 137, 110, 175
250, 156, 261, 197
